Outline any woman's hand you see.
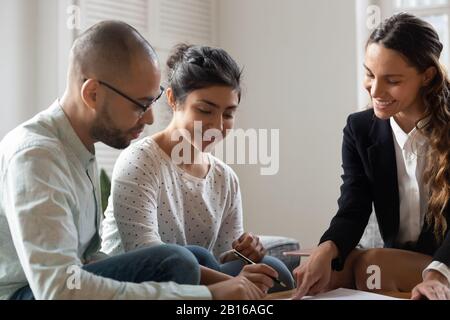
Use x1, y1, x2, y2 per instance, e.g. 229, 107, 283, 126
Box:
238, 263, 278, 293
208, 275, 266, 300
199, 266, 232, 285
292, 241, 338, 299
411, 270, 450, 300
232, 232, 266, 263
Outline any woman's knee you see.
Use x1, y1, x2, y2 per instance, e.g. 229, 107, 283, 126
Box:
353, 248, 386, 291
261, 256, 295, 291
155, 244, 202, 285
184, 245, 221, 271
220, 259, 245, 277
354, 248, 383, 268
353, 248, 433, 292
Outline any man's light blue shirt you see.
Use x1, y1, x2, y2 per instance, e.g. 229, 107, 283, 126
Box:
0, 100, 211, 300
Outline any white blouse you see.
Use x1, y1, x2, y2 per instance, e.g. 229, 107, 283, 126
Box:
101, 137, 243, 260
390, 117, 428, 245
390, 118, 450, 285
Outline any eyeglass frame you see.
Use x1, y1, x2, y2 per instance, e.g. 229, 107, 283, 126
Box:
83, 78, 165, 115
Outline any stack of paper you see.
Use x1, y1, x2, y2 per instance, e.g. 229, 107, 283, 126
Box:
300, 288, 403, 300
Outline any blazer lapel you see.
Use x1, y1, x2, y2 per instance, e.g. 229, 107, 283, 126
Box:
367, 116, 399, 246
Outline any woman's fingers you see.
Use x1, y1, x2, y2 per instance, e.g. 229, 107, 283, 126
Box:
243, 272, 274, 291
240, 263, 278, 293
293, 273, 314, 299
411, 287, 422, 300
308, 278, 327, 296
233, 233, 266, 263
241, 263, 278, 279
435, 286, 448, 300
234, 233, 259, 252
412, 280, 450, 300
239, 240, 265, 262
411, 285, 430, 300
249, 281, 270, 294
446, 288, 450, 300
243, 277, 265, 299
293, 267, 303, 287
240, 247, 255, 258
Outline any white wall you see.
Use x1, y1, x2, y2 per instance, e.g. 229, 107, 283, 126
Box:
0, 0, 37, 138
218, 0, 359, 248
1, 0, 361, 248
35, 0, 60, 111
0, 0, 61, 138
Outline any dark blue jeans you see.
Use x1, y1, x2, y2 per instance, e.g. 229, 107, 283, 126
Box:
10, 244, 201, 300
185, 245, 295, 293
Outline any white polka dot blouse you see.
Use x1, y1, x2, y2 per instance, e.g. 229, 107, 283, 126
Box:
101, 137, 244, 260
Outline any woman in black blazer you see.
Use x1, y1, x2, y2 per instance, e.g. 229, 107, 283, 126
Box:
294, 13, 450, 300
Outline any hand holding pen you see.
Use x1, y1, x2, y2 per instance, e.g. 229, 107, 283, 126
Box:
232, 232, 266, 263
233, 249, 287, 289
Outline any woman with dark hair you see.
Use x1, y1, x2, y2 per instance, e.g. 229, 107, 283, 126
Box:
293, 13, 450, 300
101, 44, 294, 293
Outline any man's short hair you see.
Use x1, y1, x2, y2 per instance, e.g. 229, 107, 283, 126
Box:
70, 20, 158, 81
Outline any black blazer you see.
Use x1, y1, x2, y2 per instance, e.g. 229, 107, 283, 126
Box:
320, 109, 450, 271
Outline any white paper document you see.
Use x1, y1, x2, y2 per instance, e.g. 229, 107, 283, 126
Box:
300, 288, 403, 300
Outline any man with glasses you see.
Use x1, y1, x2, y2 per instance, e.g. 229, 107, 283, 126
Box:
0, 21, 270, 300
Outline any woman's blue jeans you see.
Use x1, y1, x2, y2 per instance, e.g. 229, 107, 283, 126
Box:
185, 245, 295, 293
10, 244, 200, 300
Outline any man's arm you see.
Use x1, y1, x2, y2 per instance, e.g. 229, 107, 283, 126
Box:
4, 146, 211, 300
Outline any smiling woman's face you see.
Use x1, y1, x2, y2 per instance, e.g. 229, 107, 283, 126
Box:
364, 43, 428, 120
171, 85, 239, 152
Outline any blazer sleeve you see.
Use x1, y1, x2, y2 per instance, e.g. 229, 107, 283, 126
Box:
319, 114, 374, 271
433, 229, 450, 267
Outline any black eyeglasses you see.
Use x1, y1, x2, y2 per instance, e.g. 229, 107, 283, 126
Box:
86, 79, 164, 116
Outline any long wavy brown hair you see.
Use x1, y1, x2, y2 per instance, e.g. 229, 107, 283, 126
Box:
368, 13, 450, 241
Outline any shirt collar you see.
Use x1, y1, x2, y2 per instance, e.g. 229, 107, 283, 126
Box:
390, 117, 427, 150
50, 99, 96, 169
